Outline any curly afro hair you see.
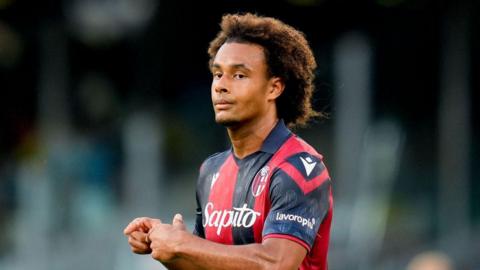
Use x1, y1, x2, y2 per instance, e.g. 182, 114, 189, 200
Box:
208, 13, 322, 128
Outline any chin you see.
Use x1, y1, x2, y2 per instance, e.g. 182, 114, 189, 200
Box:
215, 116, 240, 127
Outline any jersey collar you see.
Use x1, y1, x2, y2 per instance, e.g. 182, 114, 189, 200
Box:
260, 119, 292, 154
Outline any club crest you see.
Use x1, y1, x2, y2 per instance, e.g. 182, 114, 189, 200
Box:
251, 166, 270, 197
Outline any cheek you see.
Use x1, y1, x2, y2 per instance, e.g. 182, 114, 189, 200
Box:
239, 87, 267, 112
210, 83, 215, 98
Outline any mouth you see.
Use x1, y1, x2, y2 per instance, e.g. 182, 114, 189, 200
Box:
213, 99, 234, 110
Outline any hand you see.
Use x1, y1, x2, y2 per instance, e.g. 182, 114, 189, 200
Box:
124, 217, 162, 234
124, 217, 162, 254
149, 213, 188, 262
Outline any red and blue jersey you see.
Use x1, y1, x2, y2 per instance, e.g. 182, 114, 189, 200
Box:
194, 120, 333, 270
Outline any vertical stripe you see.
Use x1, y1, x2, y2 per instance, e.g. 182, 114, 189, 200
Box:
204, 154, 238, 244
196, 152, 230, 238
232, 153, 271, 244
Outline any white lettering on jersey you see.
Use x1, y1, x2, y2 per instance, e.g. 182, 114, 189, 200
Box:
300, 156, 317, 177
203, 202, 261, 235
275, 212, 315, 230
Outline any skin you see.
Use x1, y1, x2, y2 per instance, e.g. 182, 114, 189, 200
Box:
124, 42, 308, 270
211, 42, 284, 158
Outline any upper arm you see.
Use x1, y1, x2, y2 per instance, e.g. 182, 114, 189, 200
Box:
263, 152, 331, 252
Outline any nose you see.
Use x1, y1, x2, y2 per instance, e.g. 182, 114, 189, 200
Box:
213, 76, 229, 93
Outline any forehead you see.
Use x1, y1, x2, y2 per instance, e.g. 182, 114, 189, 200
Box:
213, 42, 266, 68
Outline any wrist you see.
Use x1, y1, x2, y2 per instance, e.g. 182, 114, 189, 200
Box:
173, 229, 192, 258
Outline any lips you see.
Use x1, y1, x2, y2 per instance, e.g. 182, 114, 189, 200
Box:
214, 99, 233, 105
213, 99, 234, 109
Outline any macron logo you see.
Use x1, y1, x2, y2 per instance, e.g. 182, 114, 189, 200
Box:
210, 172, 219, 189
300, 156, 317, 176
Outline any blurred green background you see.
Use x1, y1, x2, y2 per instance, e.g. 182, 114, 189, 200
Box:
0, 0, 478, 269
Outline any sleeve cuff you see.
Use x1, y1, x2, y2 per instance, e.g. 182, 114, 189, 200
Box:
263, 233, 311, 252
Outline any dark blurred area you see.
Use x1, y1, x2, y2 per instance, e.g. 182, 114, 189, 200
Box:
0, 0, 478, 269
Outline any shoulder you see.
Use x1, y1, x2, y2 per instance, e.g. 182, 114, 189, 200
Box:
196, 150, 230, 196
289, 134, 322, 158
274, 134, 326, 171
271, 135, 331, 195
199, 150, 230, 172
197, 150, 230, 183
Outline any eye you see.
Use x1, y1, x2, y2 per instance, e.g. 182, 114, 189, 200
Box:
213, 72, 222, 79
233, 73, 246, 79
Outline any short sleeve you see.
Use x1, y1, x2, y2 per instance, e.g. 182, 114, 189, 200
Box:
262, 153, 331, 251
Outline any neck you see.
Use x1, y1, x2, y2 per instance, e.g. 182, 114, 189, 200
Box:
227, 116, 279, 159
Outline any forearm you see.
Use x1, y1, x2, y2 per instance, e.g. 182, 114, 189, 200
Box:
171, 233, 277, 270
162, 259, 207, 270
148, 220, 305, 270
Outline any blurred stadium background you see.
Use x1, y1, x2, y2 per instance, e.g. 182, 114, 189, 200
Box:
0, 0, 478, 269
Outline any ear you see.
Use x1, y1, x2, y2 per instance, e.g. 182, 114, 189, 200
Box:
267, 77, 285, 101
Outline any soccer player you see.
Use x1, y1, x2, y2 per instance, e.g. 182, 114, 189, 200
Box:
124, 13, 333, 270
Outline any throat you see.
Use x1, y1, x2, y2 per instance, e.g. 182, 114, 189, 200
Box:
227, 118, 278, 159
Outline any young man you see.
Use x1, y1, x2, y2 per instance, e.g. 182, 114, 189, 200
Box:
124, 13, 333, 270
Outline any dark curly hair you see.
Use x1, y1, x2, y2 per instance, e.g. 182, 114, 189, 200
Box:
208, 13, 322, 128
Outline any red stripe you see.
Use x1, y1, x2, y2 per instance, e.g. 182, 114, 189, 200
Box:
263, 233, 311, 252
204, 154, 238, 244
278, 162, 330, 195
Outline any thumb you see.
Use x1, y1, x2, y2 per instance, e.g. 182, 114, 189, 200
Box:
172, 213, 186, 230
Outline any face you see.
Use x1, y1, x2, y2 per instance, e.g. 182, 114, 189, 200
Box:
210, 42, 282, 127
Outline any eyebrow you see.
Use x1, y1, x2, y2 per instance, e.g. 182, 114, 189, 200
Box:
211, 63, 252, 71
